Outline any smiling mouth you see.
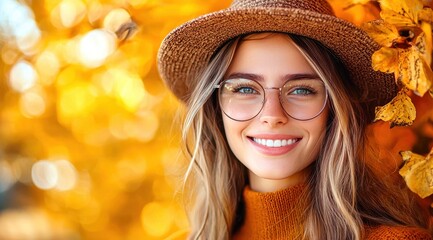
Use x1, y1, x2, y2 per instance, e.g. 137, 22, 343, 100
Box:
252, 138, 300, 148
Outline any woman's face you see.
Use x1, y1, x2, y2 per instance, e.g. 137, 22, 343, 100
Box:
221, 33, 329, 192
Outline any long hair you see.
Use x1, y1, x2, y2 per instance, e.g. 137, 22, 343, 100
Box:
181, 37, 246, 239
180, 33, 429, 240
290, 35, 429, 239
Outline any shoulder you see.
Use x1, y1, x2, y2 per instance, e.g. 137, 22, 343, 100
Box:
365, 225, 432, 240
165, 229, 189, 240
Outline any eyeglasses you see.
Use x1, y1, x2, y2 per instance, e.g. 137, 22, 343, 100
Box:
214, 78, 328, 121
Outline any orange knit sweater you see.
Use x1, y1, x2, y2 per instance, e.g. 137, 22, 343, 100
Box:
232, 184, 433, 240
166, 185, 432, 239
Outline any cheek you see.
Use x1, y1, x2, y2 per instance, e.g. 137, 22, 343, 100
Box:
222, 115, 247, 153
222, 115, 239, 140
308, 109, 329, 147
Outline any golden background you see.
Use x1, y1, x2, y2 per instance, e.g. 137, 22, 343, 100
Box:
0, 0, 432, 239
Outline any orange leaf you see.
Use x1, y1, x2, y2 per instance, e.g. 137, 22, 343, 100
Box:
362, 20, 400, 47
420, 22, 432, 65
372, 47, 399, 73
374, 89, 416, 127
419, 7, 433, 23
396, 34, 433, 96
399, 148, 433, 198
379, 0, 422, 26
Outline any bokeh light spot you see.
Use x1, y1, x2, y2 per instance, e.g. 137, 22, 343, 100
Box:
35, 51, 60, 85
0, 0, 41, 53
103, 8, 131, 33
0, 161, 16, 193
58, 82, 95, 119
127, 0, 148, 8
78, 29, 117, 68
1, 47, 20, 65
12, 157, 33, 185
19, 91, 46, 118
9, 60, 38, 92
141, 201, 173, 237
102, 68, 145, 111
15, 20, 41, 54
59, 0, 86, 28
32, 160, 58, 190
54, 160, 77, 191
115, 75, 145, 111
135, 111, 159, 142
87, 2, 108, 24
50, 0, 86, 29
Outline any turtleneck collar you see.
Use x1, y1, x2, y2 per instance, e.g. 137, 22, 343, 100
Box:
233, 184, 307, 240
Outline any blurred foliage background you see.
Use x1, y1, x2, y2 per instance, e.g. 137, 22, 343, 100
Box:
0, 0, 432, 239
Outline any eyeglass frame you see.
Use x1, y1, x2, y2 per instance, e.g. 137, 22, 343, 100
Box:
213, 78, 329, 122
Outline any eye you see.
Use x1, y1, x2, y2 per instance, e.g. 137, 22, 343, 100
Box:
236, 86, 259, 94
222, 79, 262, 95
283, 79, 324, 98
290, 87, 314, 95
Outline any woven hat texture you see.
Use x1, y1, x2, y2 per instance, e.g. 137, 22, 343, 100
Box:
157, 0, 397, 110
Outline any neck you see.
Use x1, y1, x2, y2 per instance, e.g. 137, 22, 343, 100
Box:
248, 167, 310, 192
233, 184, 307, 239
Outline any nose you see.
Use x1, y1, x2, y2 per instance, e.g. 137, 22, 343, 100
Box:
259, 89, 288, 127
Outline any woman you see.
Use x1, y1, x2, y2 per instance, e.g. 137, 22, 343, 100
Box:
157, 0, 433, 239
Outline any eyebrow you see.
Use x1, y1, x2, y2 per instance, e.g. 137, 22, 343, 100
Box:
225, 72, 320, 81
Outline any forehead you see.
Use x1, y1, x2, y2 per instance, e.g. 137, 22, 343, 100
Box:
226, 33, 315, 82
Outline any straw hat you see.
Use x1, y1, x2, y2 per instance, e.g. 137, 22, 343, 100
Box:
157, 0, 397, 111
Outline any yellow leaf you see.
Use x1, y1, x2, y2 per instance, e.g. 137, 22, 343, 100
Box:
374, 89, 416, 127
415, 31, 427, 54
397, 34, 433, 96
372, 47, 399, 73
419, 7, 433, 23
379, 0, 422, 26
399, 148, 433, 198
421, 22, 432, 65
362, 20, 400, 47
419, 57, 433, 94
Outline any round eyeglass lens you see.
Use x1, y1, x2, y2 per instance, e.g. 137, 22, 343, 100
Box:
280, 78, 327, 120
218, 78, 264, 121
218, 78, 327, 121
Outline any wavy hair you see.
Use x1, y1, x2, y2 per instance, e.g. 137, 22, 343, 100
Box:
180, 33, 429, 240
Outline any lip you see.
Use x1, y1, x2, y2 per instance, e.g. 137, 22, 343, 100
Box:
247, 134, 301, 156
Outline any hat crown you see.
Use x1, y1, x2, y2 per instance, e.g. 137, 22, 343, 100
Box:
230, 0, 334, 15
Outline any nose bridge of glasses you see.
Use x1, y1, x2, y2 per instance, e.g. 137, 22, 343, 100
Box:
263, 87, 283, 103
262, 87, 286, 115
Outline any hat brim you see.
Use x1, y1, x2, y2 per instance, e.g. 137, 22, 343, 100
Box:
157, 7, 397, 110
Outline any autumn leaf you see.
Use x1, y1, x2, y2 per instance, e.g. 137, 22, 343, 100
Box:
364, 22, 432, 96
396, 33, 433, 96
399, 148, 433, 198
379, 0, 422, 26
421, 22, 432, 65
371, 47, 399, 73
374, 89, 416, 127
362, 20, 400, 47
419, 7, 433, 23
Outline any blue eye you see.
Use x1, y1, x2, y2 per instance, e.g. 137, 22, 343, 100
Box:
237, 87, 258, 94
291, 88, 313, 95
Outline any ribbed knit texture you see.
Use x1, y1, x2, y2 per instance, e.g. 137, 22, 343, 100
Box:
233, 184, 433, 240
229, 0, 334, 15
233, 184, 306, 239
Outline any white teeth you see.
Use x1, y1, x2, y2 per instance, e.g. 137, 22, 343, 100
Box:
253, 138, 297, 147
